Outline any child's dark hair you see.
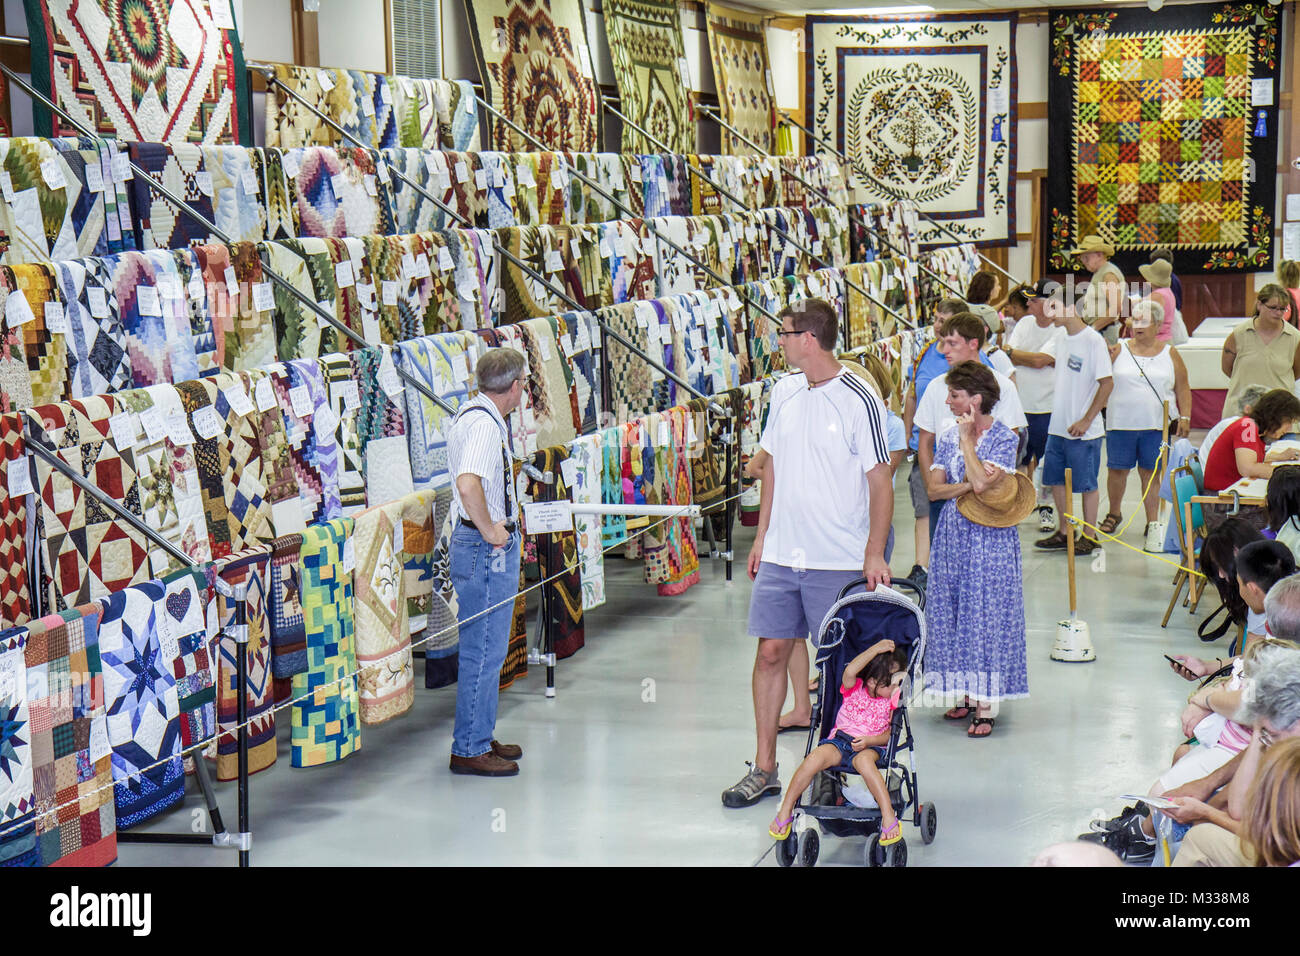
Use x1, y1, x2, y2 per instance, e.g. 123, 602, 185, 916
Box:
863, 648, 908, 691
1237, 539, 1296, 592
1267, 465, 1300, 532
1200, 518, 1265, 625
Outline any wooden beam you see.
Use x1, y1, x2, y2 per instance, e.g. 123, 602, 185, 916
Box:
1019, 102, 1047, 120
383, 0, 394, 76
292, 0, 320, 69
1285, 0, 1300, 275
1016, 169, 1046, 181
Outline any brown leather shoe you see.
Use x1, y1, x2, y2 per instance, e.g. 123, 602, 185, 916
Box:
449, 752, 519, 776
491, 739, 523, 760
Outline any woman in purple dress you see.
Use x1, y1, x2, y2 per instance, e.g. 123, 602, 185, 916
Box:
923, 361, 1029, 738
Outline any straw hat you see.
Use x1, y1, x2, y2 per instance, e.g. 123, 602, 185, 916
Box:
956, 470, 1037, 528
1138, 258, 1173, 288
1070, 235, 1115, 258
837, 359, 883, 400
969, 303, 1004, 336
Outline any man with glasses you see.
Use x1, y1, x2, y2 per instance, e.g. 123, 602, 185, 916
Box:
446, 348, 527, 777
722, 298, 894, 809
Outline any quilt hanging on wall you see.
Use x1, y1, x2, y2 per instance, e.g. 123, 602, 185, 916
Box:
604, 0, 695, 155
704, 2, 776, 155
463, 0, 602, 152
24, 0, 252, 144
1047, 2, 1282, 274
805, 13, 1017, 247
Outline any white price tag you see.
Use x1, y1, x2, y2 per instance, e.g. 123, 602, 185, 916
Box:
357, 282, 376, 309
89, 715, 111, 764
254, 376, 276, 412
4, 291, 34, 329
364, 174, 378, 197
559, 456, 578, 490
314, 403, 340, 437
361, 310, 381, 343
474, 169, 488, 192
570, 238, 582, 260
139, 407, 169, 445
223, 384, 255, 417
136, 285, 161, 317
537, 334, 553, 361
612, 234, 627, 256
335, 260, 355, 288
108, 412, 139, 450
188, 272, 205, 301
225, 266, 239, 298
84, 161, 104, 193
318, 69, 336, 92
559, 333, 574, 357
252, 281, 275, 313
333, 380, 361, 412
165, 411, 195, 446
379, 81, 393, 105
400, 253, 417, 281
438, 247, 455, 272
765, 69, 775, 95
377, 162, 390, 185
5, 454, 33, 498
0, 171, 13, 203
191, 405, 223, 441
578, 44, 594, 79
552, 167, 567, 190
517, 165, 535, 188
282, 150, 301, 180
629, 162, 642, 183
331, 172, 348, 198
657, 419, 672, 447
156, 274, 181, 303
288, 385, 314, 419
382, 280, 398, 306
210, 1, 235, 29
455, 161, 469, 183
599, 237, 612, 258
414, 254, 432, 279
341, 537, 356, 573
40, 158, 67, 190
524, 501, 573, 535
545, 250, 563, 273
361, 94, 375, 117
43, 300, 68, 334
111, 150, 132, 183
378, 351, 404, 398
242, 167, 260, 194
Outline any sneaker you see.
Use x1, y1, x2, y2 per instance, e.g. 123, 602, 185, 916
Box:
1088, 803, 1150, 834
908, 565, 928, 590
1078, 814, 1156, 864
1037, 506, 1055, 533
721, 762, 781, 808
1034, 531, 1070, 551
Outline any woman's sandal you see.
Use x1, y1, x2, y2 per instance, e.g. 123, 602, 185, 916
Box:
878, 819, 902, 846
944, 702, 975, 721
1098, 513, 1123, 534
968, 717, 995, 738
769, 815, 794, 840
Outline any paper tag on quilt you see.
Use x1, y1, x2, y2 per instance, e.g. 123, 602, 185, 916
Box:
225, 266, 239, 298
382, 280, 399, 306
190, 406, 223, 441
401, 253, 417, 281
517, 165, 535, 187
313, 403, 339, 438
578, 44, 594, 79
282, 150, 301, 179
341, 538, 356, 573
247, 281, 272, 313
391, 519, 404, 554
629, 162, 642, 182
364, 174, 378, 197
224, 384, 255, 418
139, 407, 169, 445
211, 1, 235, 29
242, 167, 260, 194
414, 254, 432, 279
335, 260, 355, 288
136, 286, 161, 317
165, 411, 195, 446
378, 352, 404, 397
89, 716, 111, 764
333, 380, 361, 412
475, 169, 488, 192
318, 69, 336, 92
331, 172, 348, 198
456, 161, 470, 183
362, 310, 381, 343
254, 376, 277, 411
108, 412, 139, 450
288, 385, 314, 419
42, 300, 68, 334
40, 158, 67, 190
84, 162, 105, 193
438, 247, 455, 272
5, 454, 32, 499
4, 291, 34, 328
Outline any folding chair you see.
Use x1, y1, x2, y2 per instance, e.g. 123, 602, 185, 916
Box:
1162, 468, 1206, 627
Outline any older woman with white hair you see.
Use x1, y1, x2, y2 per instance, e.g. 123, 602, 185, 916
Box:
1100, 298, 1192, 548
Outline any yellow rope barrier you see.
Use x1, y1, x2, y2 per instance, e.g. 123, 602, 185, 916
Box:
1063, 510, 1206, 579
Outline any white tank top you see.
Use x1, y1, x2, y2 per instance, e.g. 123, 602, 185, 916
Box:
1108, 343, 1176, 431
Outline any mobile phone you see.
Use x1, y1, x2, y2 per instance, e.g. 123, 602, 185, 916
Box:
1163, 654, 1180, 665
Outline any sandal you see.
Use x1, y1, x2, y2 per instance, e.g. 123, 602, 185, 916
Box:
1098, 513, 1123, 534
769, 815, 793, 840
878, 819, 902, 846
944, 702, 974, 721
968, 717, 995, 738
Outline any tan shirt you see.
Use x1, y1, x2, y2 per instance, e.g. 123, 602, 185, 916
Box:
1078, 261, 1126, 346
1224, 318, 1300, 416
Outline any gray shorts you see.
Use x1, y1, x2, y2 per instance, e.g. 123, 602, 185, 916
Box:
907, 458, 930, 519
747, 562, 865, 644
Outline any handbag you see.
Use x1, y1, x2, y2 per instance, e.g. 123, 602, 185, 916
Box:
1197, 602, 1234, 644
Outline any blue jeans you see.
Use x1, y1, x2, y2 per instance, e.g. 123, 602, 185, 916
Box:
450, 524, 522, 758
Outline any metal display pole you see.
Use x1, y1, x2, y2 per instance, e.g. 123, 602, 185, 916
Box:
779, 109, 1024, 289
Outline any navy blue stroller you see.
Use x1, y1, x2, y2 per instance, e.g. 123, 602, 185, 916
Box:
776, 577, 935, 867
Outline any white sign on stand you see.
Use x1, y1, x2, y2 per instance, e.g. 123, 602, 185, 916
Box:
524, 501, 573, 535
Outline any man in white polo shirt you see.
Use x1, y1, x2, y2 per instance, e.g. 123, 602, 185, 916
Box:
722, 298, 893, 809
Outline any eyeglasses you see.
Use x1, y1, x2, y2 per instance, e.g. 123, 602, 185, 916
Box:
776, 328, 807, 338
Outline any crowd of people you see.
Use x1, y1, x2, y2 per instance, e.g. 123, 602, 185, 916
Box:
715, 234, 1300, 866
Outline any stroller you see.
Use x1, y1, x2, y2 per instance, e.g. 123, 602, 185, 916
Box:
776, 577, 936, 868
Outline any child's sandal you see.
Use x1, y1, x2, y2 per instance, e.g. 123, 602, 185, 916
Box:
769, 815, 794, 840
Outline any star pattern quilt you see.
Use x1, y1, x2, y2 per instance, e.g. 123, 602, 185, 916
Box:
603, 0, 695, 154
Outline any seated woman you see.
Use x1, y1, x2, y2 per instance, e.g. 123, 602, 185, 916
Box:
1201, 388, 1300, 492
1242, 735, 1300, 866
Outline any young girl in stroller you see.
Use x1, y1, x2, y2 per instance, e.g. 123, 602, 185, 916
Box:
769, 639, 908, 845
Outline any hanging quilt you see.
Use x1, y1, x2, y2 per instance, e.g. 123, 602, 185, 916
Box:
320, 353, 366, 516
523, 446, 584, 658
0, 626, 36, 865
157, 567, 216, 759
204, 546, 276, 780
1047, 2, 1282, 273
53, 257, 129, 400
352, 500, 412, 725
268, 358, 341, 527
97, 581, 185, 828
0, 137, 99, 263
705, 3, 776, 154
567, 433, 605, 609
291, 518, 360, 768
464, 0, 601, 151
518, 316, 579, 448
25, 0, 252, 144
0, 415, 31, 628
24, 605, 118, 866
398, 333, 471, 489
603, 0, 695, 154
268, 532, 306, 678
422, 485, 460, 687
4, 262, 69, 408
805, 12, 1018, 246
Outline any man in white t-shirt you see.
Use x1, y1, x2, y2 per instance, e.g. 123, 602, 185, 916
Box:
915, 311, 1026, 542
1007, 281, 1067, 529
1035, 292, 1114, 555
722, 298, 893, 810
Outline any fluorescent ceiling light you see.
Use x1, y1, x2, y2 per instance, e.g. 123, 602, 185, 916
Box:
823, 6, 937, 13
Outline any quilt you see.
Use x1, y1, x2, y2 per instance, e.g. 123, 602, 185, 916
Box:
705, 3, 776, 154
523, 446, 584, 658
352, 500, 412, 725
205, 546, 276, 780
291, 518, 360, 768
567, 432, 605, 610
1047, 2, 1282, 273
422, 485, 460, 687
5, 262, 69, 409
25, 0, 252, 144
0, 415, 31, 627
603, 0, 695, 154
398, 333, 471, 489
0, 627, 36, 865
464, 0, 601, 151
0, 137, 100, 264
268, 532, 306, 678
53, 257, 131, 400
805, 12, 1018, 246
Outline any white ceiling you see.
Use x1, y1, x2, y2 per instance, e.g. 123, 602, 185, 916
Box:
749, 0, 1242, 15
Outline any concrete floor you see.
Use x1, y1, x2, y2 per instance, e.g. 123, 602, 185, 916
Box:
119, 463, 1211, 866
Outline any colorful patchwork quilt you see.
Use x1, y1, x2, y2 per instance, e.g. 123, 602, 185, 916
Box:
705, 3, 776, 154
603, 0, 695, 154
352, 500, 411, 725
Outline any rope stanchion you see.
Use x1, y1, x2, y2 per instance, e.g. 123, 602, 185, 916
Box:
1063, 510, 1205, 578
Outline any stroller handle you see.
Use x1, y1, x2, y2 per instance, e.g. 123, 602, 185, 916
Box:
836, 576, 925, 607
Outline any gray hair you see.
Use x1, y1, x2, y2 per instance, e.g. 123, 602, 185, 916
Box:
476, 347, 526, 394
1131, 298, 1164, 328
1237, 645, 1300, 731
1240, 384, 1270, 414
1266, 574, 1300, 642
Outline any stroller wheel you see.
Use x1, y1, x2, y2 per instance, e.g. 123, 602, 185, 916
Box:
918, 802, 938, 845
775, 833, 798, 868
865, 832, 908, 867
794, 827, 820, 867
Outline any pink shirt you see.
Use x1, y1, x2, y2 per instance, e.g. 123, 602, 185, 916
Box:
831, 679, 902, 738
1152, 287, 1177, 341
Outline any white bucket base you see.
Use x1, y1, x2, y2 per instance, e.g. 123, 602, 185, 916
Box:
1052, 619, 1095, 662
